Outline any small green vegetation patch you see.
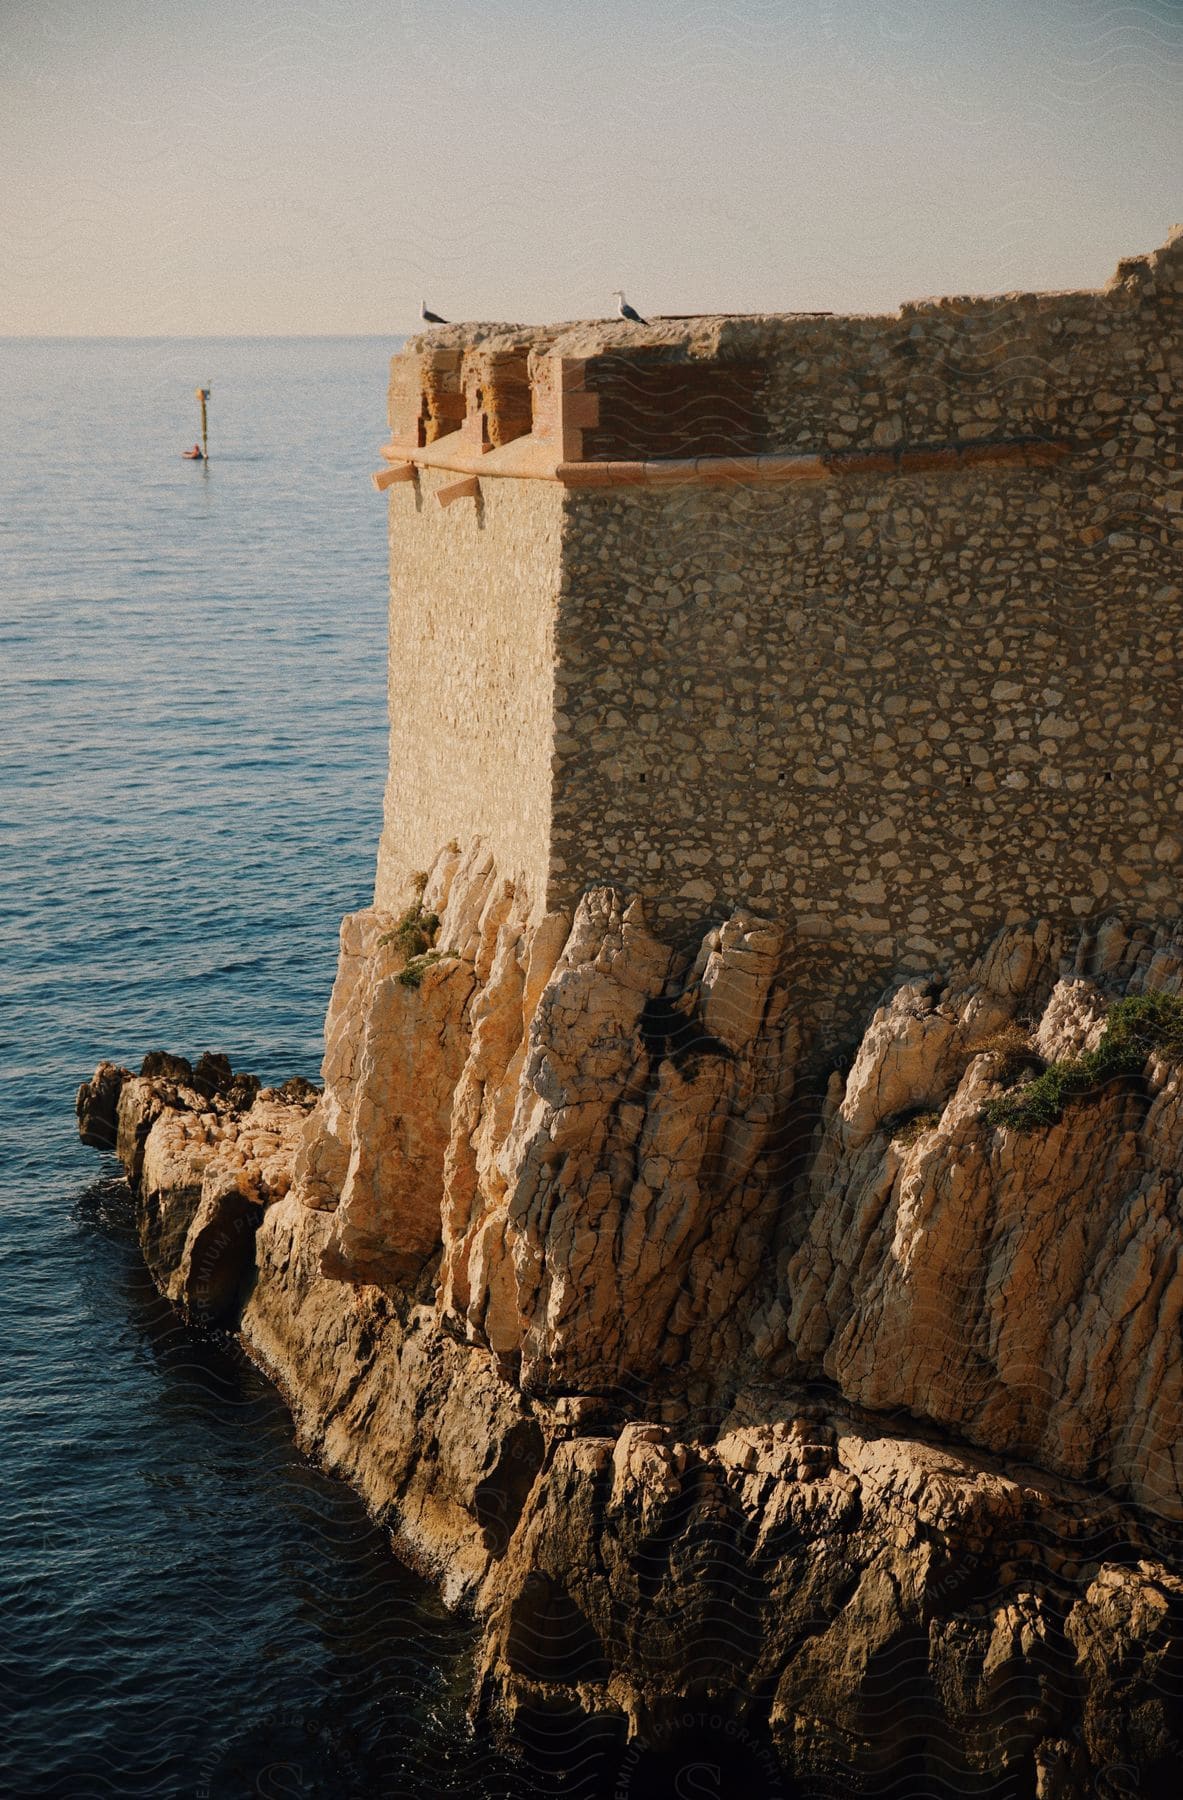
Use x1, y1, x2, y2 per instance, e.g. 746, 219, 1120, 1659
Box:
379, 901, 440, 962
377, 894, 457, 987
397, 949, 455, 989
982, 989, 1183, 1131
976, 1022, 1045, 1087
891, 1108, 943, 1148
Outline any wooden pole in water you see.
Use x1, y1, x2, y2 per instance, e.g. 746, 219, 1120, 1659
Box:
196, 385, 210, 459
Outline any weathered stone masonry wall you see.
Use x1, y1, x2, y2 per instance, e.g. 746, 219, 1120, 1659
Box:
551, 465, 1181, 1034
548, 238, 1181, 1035
378, 230, 1180, 1039
376, 469, 561, 915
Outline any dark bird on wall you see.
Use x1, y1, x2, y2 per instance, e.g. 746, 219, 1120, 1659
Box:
613, 289, 648, 324
420, 300, 448, 324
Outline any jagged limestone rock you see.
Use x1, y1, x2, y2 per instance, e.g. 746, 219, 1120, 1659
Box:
779, 919, 1183, 1517
295, 851, 804, 1396
75, 864, 1183, 1791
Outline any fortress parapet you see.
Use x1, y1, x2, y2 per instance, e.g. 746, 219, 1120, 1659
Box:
375, 230, 1182, 1039
379, 336, 1073, 486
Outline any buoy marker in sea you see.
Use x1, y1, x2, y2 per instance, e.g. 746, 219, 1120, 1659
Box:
184, 385, 210, 460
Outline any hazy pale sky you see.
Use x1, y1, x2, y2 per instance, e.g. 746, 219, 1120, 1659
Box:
2, 0, 1179, 335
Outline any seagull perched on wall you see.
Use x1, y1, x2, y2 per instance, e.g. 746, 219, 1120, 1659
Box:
613, 290, 648, 324
420, 300, 447, 324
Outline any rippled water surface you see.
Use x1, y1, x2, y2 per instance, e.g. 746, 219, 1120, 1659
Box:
0, 338, 546, 1798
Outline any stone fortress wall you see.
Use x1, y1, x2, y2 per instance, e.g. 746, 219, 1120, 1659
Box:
375, 229, 1181, 1040
376, 475, 560, 918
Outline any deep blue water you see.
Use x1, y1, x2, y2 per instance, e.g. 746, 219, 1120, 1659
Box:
0, 339, 538, 1799
0, 339, 795, 1800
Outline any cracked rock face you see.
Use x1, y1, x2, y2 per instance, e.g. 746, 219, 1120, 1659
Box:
778, 917, 1183, 1518
76, 856, 1183, 1794
79, 1053, 319, 1323
296, 845, 804, 1398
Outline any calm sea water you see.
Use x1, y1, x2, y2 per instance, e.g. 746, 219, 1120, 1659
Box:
0, 339, 560, 1799
0, 339, 793, 1800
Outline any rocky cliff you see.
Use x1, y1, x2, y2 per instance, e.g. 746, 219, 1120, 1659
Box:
78, 846, 1183, 1797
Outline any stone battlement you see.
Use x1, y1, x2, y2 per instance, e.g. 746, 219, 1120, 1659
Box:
374, 229, 1181, 1042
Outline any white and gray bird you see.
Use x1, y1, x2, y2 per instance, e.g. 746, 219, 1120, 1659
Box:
420, 300, 447, 324
613, 290, 648, 324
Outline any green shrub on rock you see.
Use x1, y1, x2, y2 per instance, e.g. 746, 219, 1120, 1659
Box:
982, 989, 1183, 1130
396, 949, 455, 989
379, 902, 440, 962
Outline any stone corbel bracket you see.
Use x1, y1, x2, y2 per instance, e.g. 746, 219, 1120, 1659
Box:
436, 475, 480, 509
371, 463, 415, 491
